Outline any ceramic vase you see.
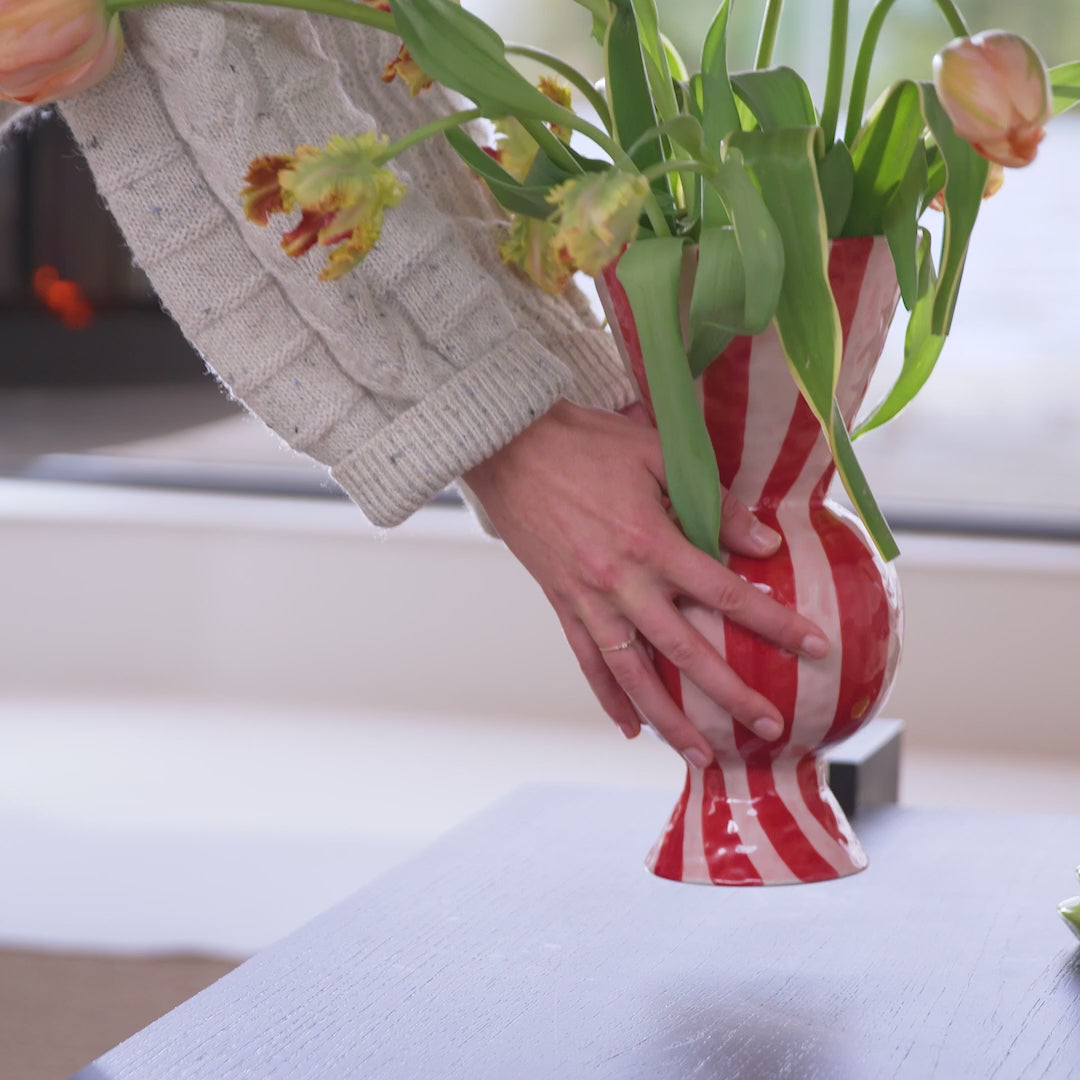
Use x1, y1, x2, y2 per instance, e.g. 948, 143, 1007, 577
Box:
597, 235, 904, 886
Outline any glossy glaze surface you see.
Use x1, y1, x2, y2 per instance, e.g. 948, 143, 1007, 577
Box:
598, 236, 904, 885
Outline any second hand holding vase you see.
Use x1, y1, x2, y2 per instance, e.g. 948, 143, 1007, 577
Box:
598, 236, 905, 886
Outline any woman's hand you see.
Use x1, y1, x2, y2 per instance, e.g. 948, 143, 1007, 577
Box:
464, 399, 830, 768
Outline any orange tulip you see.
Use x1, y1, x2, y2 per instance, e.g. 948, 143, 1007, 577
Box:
933, 30, 1052, 169
0, 0, 123, 105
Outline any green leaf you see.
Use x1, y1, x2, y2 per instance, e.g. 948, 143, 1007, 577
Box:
688, 226, 742, 376
854, 228, 945, 439
604, 6, 663, 171
630, 115, 708, 162
844, 79, 925, 236
661, 33, 689, 81
1051, 61, 1080, 116
630, 0, 680, 126
731, 68, 817, 131
699, 1, 738, 229
882, 141, 927, 310
444, 128, 557, 217
730, 126, 897, 561
1060, 895, 1080, 942
616, 238, 723, 557
830, 403, 899, 561
817, 141, 854, 239
704, 149, 784, 334
389, 0, 565, 124
919, 81, 988, 336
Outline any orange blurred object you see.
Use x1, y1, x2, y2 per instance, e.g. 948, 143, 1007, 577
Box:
33, 264, 94, 329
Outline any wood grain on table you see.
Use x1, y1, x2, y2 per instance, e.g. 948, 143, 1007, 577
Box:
74, 788, 1080, 1080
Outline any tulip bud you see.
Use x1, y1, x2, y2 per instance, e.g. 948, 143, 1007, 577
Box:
0, 0, 123, 105
1061, 895, 1080, 942
933, 30, 1052, 169
547, 171, 650, 277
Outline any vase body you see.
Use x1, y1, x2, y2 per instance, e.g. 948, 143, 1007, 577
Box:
597, 235, 904, 886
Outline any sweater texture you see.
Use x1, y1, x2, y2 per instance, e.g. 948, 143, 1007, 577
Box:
0, 4, 635, 525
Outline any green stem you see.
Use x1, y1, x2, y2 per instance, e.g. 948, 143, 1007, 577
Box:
642, 159, 715, 183
104, 0, 395, 32
755, 0, 785, 69
520, 117, 582, 175
844, 0, 899, 145
378, 107, 484, 162
844, 0, 970, 145
505, 44, 612, 132
931, 0, 969, 37
821, 0, 849, 147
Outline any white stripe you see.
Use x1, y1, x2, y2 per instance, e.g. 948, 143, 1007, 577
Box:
770, 241, 897, 874
718, 762, 801, 884
728, 328, 802, 507
678, 604, 796, 884
679, 763, 709, 883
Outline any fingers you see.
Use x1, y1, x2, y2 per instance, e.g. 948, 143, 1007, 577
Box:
662, 536, 830, 660
558, 611, 642, 741
719, 489, 782, 558
625, 596, 787, 741
577, 605, 715, 768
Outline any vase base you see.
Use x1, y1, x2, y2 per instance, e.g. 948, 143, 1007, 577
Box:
646, 756, 869, 887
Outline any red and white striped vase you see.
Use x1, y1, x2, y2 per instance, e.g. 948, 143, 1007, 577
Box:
598, 235, 904, 886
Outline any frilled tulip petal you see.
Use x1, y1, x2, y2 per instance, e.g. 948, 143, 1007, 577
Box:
548, 172, 649, 277
241, 154, 297, 225
498, 215, 576, 295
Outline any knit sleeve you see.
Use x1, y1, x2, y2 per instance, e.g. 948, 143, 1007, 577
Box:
57, 5, 635, 527
0, 99, 29, 143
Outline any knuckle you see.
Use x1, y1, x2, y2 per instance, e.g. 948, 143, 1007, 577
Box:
663, 636, 700, 669
577, 552, 625, 595
709, 575, 748, 614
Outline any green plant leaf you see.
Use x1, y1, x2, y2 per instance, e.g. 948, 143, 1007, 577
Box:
704, 149, 784, 334
844, 79, 925, 236
731, 67, 817, 131
731, 126, 897, 561
1051, 61, 1080, 116
389, 0, 566, 124
627, 115, 708, 162
882, 141, 927, 310
616, 238, 723, 557
854, 228, 944, 439
817, 141, 854, 238
919, 81, 989, 336
688, 226, 742, 377
661, 33, 690, 81
444, 128, 557, 217
604, 5, 663, 172
699, 1, 738, 229
630, 0, 680, 126
830, 403, 899, 561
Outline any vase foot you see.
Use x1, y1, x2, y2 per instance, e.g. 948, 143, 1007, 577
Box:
646, 755, 869, 886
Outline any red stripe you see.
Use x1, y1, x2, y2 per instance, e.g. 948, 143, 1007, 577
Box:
702, 765, 763, 885
757, 236, 876, 509
796, 753, 849, 851
649, 653, 687, 881
724, 525, 836, 882
812, 506, 894, 745
702, 336, 752, 490
600, 264, 652, 420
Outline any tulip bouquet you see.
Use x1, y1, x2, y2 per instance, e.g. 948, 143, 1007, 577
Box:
2, 0, 1080, 559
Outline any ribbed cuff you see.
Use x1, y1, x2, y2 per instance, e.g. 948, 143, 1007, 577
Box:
331, 330, 572, 527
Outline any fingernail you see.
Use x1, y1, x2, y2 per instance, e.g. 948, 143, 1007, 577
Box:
618, 722, 639, 740
750, 520, 782, 552
753, 717, 785, 741
801, 634, 829, 659
684, 747, 710, 769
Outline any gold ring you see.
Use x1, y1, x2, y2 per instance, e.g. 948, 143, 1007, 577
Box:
599, 630, 638, 654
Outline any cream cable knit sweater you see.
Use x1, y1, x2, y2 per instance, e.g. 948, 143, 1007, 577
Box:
0, 5, 635, 525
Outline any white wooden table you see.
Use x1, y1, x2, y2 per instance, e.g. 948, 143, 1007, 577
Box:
72, 787, 1080, 1080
